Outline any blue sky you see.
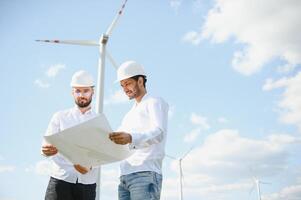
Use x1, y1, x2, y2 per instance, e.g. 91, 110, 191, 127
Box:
1, 0, 301, 199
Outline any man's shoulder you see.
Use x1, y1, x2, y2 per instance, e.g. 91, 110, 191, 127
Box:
145, 95, 168, 106
52, 107, 75, 119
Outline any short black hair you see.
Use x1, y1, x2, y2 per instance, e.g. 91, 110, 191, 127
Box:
131, 75, 147, 88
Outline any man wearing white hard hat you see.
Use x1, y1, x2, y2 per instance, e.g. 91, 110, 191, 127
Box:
41, 70, 98, 200
109, 61, 169, 200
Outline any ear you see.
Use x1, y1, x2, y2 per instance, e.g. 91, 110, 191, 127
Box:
138, 77, 144, 87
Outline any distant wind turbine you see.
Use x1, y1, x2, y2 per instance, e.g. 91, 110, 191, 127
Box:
36, 1, 129, 199
249, 176, 271, 200
166, 147, 194, 200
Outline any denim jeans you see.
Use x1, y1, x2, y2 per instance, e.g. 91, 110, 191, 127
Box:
118, 171, 162, 200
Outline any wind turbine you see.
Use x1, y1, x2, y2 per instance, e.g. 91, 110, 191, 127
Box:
36, 1, 129, 199
249, 176, 271, 200
166, 147, 194, 200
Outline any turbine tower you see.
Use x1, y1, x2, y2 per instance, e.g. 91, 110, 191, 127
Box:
166, 147, 194, 200
254, 177, 262, 200
36, 1, 129, 199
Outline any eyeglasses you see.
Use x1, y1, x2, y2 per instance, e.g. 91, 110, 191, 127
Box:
73, 89, 92, 97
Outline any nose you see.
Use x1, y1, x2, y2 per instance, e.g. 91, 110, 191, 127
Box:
123, 87, 128, 93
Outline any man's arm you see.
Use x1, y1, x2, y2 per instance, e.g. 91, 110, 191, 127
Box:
110, 98, 169, 148
41, 113, 60, 156
131, 98, 168, 148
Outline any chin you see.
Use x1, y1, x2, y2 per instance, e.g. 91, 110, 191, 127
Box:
126, 94, 134, 99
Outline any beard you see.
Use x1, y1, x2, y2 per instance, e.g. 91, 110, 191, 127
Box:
75, 97, 92, 108
127, 85, 142, 100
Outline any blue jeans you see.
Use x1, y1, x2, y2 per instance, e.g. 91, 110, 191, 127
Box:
118, 171, 162, 200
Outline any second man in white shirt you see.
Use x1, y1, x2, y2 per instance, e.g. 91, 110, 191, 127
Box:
109, 61, 169, 200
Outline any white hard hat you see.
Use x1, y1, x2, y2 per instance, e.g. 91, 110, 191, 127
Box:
116, 60, 146, 82
70, 70, 94, 87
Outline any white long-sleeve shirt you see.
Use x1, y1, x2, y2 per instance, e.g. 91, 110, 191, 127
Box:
118, 93, 169, 175
42, 106, 99, 184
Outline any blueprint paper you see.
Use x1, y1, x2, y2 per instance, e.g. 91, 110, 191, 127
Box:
44, 114, 132, 167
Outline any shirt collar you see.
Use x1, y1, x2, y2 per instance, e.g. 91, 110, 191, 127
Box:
73, 106, 93, 115
134, 93, 149, 106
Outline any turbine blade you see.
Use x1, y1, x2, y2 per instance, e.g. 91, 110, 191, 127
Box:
99, 49, 119, 69
35, 40, 99, 46
165, 154, 177, 160
260, 181, 271, 185
182, 146, 194, 160
249, 184, 255, 195
106, 51, 119, 69
105, 0, 128, 36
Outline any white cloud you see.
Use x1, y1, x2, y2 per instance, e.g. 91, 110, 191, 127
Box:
0, 156, 15, 173
277, 63, 297, 74
264, 184, 301, 200
34, 63, 66, 88
168, 105, 175, 119
0, 165, 16, 173
169, 0, 182, 13
184, 128, 201, 143
161, 177, 180, 199
161, 174, 252, 200
182, 31, 202, 45
173, 129, 299, 181
218, 117, 228, 124
190, 113, 210, 130
104, 89, 129, 105
25, 160, 52, 176
101, 167, 119, 187
167, 129, 300, 199
35, 160, 53, 175
46, 64, 65, 78
267, 134, 297, 144
34, 79, 50, 88
263, 72, 301, 131
262, 77, 289, 91
100, 165, 119, 199
192, 0, 205, 14
185, 0, 301, 75
183, 113, 210, 143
